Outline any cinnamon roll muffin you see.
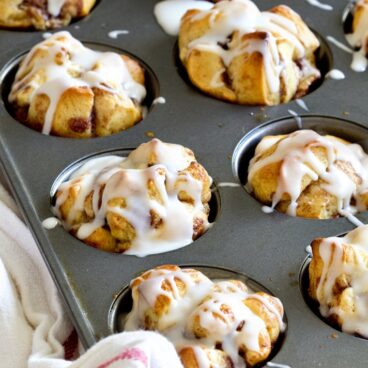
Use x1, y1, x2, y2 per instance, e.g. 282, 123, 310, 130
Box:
247, 130, 368, 219
125, 265, 285, 367
178, 0, 321, 105
53, 139, 212, 255
0, 0, 96, 30
9, 31, 146, 138
345, 0, 368, 72
309, 225, 368, 337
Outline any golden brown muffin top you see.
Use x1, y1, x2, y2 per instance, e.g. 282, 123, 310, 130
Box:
179, 0, 320, 97
53, 139, 212, 256
309, 225, 368, 337
125, 265, 285, 367
248, 130, 368, 218
9, 31, 146, 135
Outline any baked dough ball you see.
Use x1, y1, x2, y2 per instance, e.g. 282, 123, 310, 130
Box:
53, 139, 212, 255
185, 280, 284, 367
309, 225, 368, 337
125, 266, 285, 368
0, 0, 95, 30
126, 265, 213, 331
9, 31, 146, 138
178, 0, 320, 105
247, 130, 368, 219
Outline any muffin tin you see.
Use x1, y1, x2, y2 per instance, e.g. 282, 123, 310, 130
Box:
0, 0, 367, 367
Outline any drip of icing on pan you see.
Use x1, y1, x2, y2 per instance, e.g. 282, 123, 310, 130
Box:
325, 69, 345, 80
108, 30, 130, 39
295, 99, 309, 112
287, 110, 302, 129
305, 0, 333, 11
154, 0, 213, 36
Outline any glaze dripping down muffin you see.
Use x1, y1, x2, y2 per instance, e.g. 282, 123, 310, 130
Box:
247, 130, 368, 219
125, 265, 285, 367
53, 139, 212, 256
9, 31, 146, 138
309, 225, 368, 337
0, 0, 96, 30
178, 0, 321, 105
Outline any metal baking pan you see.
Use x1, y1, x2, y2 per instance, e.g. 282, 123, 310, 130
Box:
0, 0, 367, 366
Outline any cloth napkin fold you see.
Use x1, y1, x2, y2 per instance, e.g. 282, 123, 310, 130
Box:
0, 183, 182, 368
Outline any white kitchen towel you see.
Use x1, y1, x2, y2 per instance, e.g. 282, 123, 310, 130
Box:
0, 183, 182, 368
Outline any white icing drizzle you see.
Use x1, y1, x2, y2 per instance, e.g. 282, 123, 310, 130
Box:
313, 225, 368, 337
125, 267, 285, 367
345, 0, 368, 72
182, 0, 319, 96
152, 96, 166, 105
47, 0, 66, 16
340, 211, 365, 227
325, 69, 346, 80
53, 139, 212, 257
154, 0, 213, 36
108, 30, 130, 39
191, 346, 211, 368
295, 99, 309, 112
43, 32, 53, 39
42, 217, 60, 229
248, 130, 368, 217
287, 110, 302, 129
327, 36, 354, 54
305, 244, 313, 256
267, 363, 292, 368
9, 31, 146, 135
217, 182, 241, 187
262, 205, 274, 214
210, 68, 226, 88
305, 0, 333, 11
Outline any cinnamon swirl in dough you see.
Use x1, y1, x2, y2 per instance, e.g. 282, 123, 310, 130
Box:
309, 225, 368, 337
178, 0, 321, 105
53, 139, 212, 255
0, 0, 95, 30
125, 265, 285, 367
9, 31, 146, 138
247, 130, 368, 219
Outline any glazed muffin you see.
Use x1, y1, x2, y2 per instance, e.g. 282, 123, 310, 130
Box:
309, 225, 368, 337
53, 139, 212, 255
178, 0, 321, 105
9, 31, 146, 138
0, 0, 96, 30
247, 130, 368, 219
126, 265, 213, 331
345, 0, 368, 72
125, 265, 285, 367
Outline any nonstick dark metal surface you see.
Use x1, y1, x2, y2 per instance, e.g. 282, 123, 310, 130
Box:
0, 1, 367, 367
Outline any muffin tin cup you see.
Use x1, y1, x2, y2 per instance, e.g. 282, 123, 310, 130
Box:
0, 1, 367, 366
108, 265, 288, 366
